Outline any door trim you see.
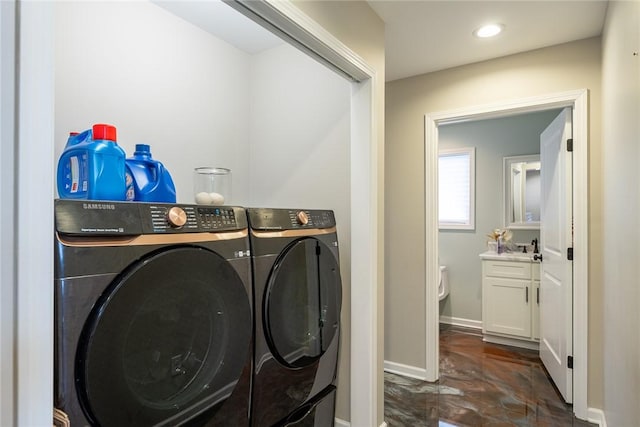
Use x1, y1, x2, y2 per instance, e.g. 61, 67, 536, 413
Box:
225, 3, 381, 424
15, 2, 56, 426
0, 1, 17, 425
424, 89, 588, 420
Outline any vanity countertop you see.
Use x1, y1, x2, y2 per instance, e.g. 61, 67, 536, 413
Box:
479, 251, 540, 262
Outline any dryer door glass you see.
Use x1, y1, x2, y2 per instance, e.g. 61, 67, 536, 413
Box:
265, 237, 342, 368
76, 246, 251, 426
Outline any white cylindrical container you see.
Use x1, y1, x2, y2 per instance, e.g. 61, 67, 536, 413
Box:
194, 167, 231, 205
439, 265, 450, 301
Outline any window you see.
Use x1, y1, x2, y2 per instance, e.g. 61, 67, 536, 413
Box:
439, 147, 475, 229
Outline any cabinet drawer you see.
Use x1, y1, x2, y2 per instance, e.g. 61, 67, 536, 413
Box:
483, 260, 531, 279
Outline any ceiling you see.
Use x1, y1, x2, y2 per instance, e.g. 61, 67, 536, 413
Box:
156, 1, 608, 83
154, 0, 283, 54
367, 0, 609, 82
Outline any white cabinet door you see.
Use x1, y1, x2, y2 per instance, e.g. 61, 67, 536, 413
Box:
483, 276, 531, 338
532, 263, 540, 340
532, 280, 540, 340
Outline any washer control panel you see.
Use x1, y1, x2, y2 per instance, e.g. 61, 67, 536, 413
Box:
54, 199, 246, 236
141, 204, 243, 233
196, 207, 239, 230
248, 208, 336, 231
144, 204, 200, 232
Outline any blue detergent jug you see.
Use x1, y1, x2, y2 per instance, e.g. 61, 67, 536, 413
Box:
57, 124, 127, 200
125, 144, 176, 203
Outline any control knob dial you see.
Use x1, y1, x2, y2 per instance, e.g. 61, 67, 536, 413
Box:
296, 210, 309, 225
167, 207, 187, 228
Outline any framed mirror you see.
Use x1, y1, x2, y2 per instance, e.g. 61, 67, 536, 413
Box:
503, 154, 541, 229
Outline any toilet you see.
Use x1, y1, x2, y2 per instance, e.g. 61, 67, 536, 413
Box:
439, 265, 450, 301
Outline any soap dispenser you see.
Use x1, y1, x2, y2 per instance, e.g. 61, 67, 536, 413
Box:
532, 238, 539, 254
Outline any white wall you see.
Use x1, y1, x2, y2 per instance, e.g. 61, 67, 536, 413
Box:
601, 1, 640, 425
248, 45, 350, 210
55, 1, 252, 204
438, 110, 557, 322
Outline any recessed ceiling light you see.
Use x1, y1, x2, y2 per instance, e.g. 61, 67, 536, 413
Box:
474, 24, 504, 38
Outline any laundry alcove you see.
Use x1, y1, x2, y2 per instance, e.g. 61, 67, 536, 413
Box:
44, 0, 379, 425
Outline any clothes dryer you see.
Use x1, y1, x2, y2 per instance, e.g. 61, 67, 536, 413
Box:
54, 200, 253, 426
247, 208, 342, 427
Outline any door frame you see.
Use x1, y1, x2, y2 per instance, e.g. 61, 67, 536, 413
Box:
424, 89, 588, 420
236, 4, 382, 425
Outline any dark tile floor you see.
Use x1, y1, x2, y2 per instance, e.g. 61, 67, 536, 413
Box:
384, 325, 595, 426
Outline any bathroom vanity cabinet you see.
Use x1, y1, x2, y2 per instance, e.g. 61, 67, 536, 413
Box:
480, 253, 541, 349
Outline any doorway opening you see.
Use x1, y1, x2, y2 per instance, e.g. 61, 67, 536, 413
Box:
424, 89, 589, 420
437, 109, 560, 328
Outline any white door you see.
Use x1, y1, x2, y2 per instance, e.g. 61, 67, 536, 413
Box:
539, 108, 573, 403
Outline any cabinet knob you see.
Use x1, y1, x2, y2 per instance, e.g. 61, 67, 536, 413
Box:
533, 253, 543, 262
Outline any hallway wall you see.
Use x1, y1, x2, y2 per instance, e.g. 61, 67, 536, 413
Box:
601, 1, 640, 425
385, 37, 603, 408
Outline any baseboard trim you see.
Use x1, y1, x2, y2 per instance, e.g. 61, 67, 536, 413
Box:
334, 418, 386, 427
587, 407, 607, 427
383, 360, 427, 381
439, 315, 483, 330
483, 334, 539, 351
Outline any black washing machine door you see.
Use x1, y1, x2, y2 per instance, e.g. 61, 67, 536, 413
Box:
264, 237, 342, 368
76, 246, 251, 426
